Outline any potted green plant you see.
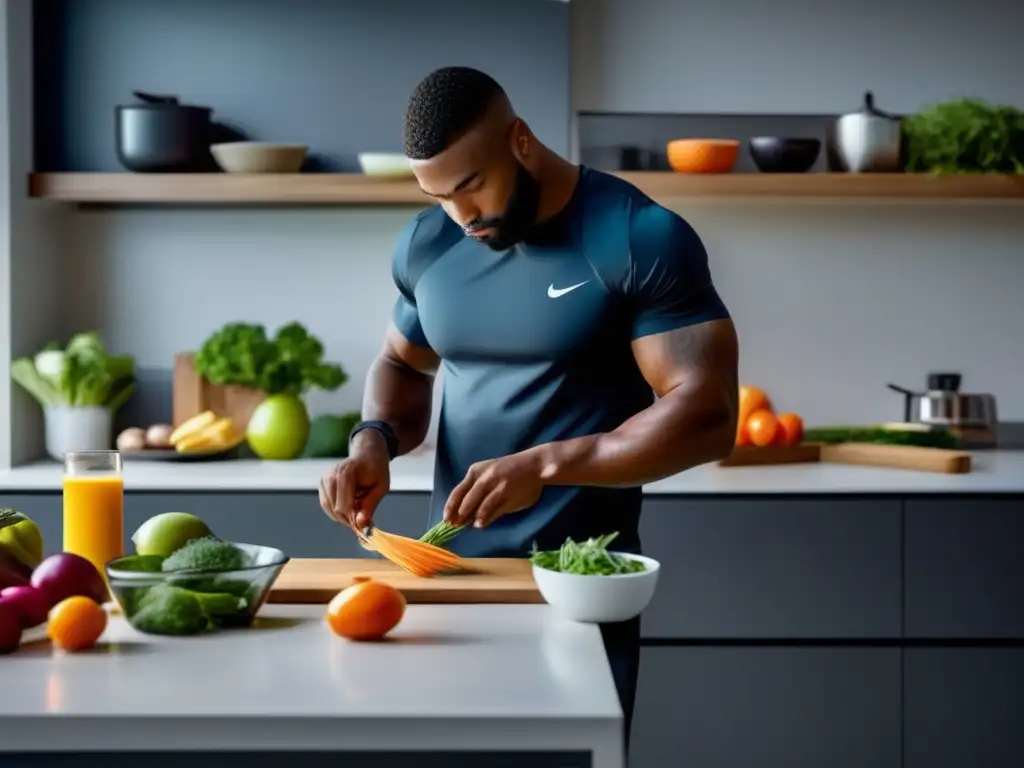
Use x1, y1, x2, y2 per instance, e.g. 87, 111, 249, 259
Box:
903, 98, 1024, 174
10, 332, 136, 460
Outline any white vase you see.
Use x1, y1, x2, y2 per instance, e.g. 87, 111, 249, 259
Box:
43, 406, 113, 461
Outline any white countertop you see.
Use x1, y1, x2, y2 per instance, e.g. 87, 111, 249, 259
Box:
1, 604, 623, 763
2, 448, 1024, 494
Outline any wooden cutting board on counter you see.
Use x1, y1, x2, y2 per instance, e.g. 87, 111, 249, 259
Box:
720, 442, 972, 474
818, 442, 972, 474
267, 557, 544, 605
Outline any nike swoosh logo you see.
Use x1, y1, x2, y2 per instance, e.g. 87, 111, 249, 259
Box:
547, 280, 590, 298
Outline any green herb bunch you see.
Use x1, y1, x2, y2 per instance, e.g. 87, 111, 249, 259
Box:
903, 98, 1024, 174
194, 321, 347, 396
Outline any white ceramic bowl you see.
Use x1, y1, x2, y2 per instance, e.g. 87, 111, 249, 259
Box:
532, 553, 661, 623
211, 142, 308, 173
358, 152, 414, 179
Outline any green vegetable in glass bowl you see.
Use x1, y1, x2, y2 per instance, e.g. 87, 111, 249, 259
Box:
530, 532, 648, 576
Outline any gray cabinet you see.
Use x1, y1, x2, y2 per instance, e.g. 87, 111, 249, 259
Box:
630, 647, 901, 768
904, 649, 1024, 768
639, 498, 902, 639
1, 491, 432, 560
904, 499, 1024, 638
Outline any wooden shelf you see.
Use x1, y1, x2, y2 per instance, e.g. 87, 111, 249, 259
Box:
28, 171, 1024, 205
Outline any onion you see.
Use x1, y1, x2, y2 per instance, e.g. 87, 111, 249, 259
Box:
31, 553, 108, 606
0, 585, 50, 628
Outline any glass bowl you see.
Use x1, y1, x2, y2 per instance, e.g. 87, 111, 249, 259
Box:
106, 542, 289, 636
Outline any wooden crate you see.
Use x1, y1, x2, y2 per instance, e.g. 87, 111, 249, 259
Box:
172, 353, 266, 432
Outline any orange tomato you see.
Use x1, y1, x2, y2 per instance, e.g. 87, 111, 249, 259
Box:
746, 409, 779, 448
776, 413, 805, 446
738, 385, 773, 428
735, 420, 751, 447
47, 596, 107, 652
326, 577, 406, 641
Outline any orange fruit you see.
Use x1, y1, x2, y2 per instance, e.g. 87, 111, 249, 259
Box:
735, 419, 751, 447
47, 596, 107, 652
326, 577, 406, 641
746, 409, 780, 448
738, 385, 773, 428
776, 413, 805, 446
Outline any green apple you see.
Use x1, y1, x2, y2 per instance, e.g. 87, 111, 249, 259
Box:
246, 394, 310, 460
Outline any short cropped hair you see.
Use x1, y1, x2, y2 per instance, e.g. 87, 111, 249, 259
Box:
403, 67, 506, 160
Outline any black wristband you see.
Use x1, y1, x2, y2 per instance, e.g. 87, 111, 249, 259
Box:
349, 420, 399, 460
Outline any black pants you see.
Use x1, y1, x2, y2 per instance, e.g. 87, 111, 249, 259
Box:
599, 615, 642, 755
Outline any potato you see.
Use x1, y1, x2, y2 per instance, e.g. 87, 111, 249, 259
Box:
145, 424, 175, 449
116, 427, 147, 452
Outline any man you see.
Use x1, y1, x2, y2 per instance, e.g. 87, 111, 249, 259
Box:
320, 66, 739, 746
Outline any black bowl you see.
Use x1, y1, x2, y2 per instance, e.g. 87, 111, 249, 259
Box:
749, 137, 821, 173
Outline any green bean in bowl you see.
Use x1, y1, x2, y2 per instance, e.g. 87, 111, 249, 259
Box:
530, 533, 660, 623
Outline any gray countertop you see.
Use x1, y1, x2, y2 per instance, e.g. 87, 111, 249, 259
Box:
2, 449, 1024, 494
2, 604, 623, 765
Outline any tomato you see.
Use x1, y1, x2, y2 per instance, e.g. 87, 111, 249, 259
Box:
776, 413, 805, 446
738, 385, 773, 430
326, 577, 406, 641
735, 420, 751, 447
746, 409, 779, 448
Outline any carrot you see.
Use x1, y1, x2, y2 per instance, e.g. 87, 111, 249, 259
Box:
369, 529, 468, 577
375, 530, 464, 570
345, 515, 469, 577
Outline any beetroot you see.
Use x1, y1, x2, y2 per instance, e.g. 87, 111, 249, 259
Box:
0, 601, 20, 654
0, 585, 50, 628
30, 553, 107, 606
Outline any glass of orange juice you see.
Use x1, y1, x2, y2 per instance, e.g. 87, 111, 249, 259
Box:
63, 450, 124, 578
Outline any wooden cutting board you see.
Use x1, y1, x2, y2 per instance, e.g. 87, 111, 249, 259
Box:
818, 442, 972, 474
267, 557, 544, 605
719, 444, 822, 467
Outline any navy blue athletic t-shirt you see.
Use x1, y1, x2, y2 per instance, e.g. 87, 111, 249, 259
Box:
391, 166, 730, 557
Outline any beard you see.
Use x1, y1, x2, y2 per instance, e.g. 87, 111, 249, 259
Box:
465, 162, 541, 251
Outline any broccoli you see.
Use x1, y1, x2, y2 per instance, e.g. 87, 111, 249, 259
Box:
192, 590, 248, 625
161, 537, 249, 572
131, 584, 209, 636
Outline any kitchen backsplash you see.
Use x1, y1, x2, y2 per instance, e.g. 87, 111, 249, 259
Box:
57, 201, 1024, 434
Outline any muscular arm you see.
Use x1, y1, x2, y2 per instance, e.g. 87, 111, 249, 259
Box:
533, 318, 739, 487
355, 323, 439, 457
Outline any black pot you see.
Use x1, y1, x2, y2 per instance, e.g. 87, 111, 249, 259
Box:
115, 91, 214, 173
749, 137, 821, 173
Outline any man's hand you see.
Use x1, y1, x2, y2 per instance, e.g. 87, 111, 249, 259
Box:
319, 431, 391, 530
443, 450, 546, 529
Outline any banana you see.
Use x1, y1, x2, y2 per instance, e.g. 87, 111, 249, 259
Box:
169, 410, 217, 446
175, 417, 245, 454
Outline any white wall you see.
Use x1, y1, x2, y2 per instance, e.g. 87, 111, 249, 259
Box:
572, 0, 1024, 115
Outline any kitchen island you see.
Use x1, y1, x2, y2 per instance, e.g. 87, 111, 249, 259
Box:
1, 604, 623, 768
2, 452, 1022, 767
